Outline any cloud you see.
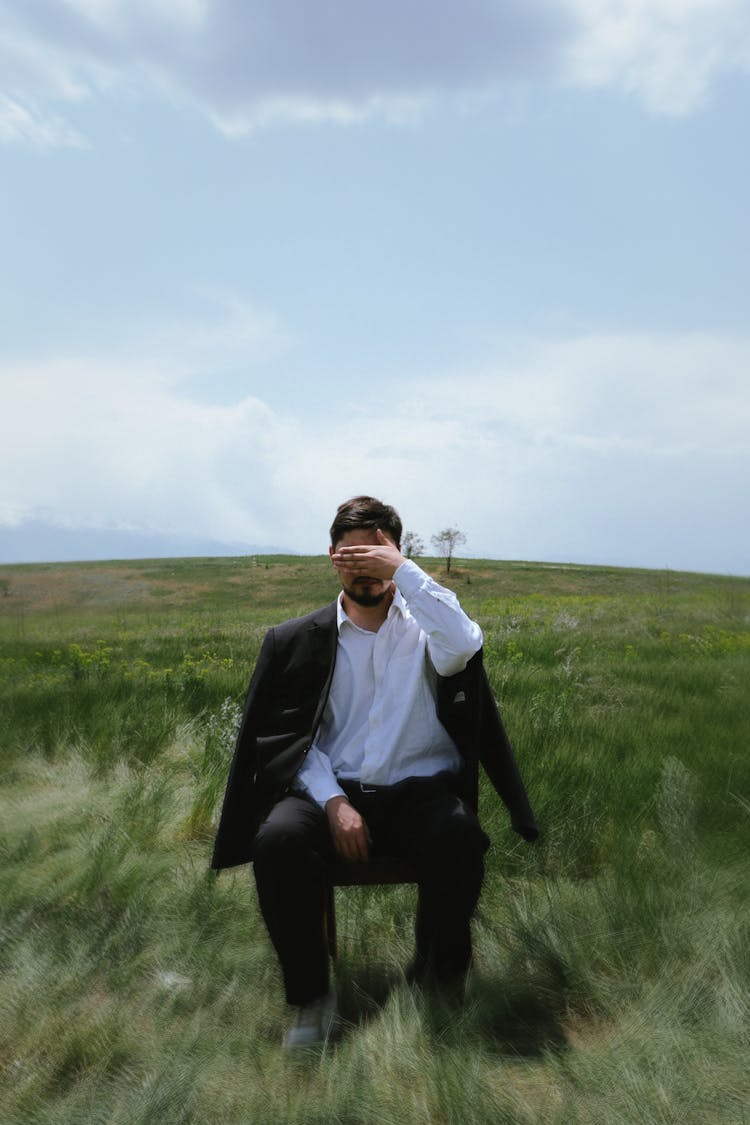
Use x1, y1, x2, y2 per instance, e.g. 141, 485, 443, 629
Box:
3, 0, 750, 146
258, 331, 750, 573
563, 0, 750, 115
421, 334, 750, 458
0, 92, 87, 147
0, 294, 294, 546
395, 334, 750, 564
0, 0, 568, 139
0, 354, 300, 545
166, 0, 569, 134
3, 324, 747, 572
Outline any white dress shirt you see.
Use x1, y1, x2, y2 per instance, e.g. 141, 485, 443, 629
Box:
295, 559, 483, 808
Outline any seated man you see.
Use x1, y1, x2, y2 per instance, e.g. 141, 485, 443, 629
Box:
211, 495, 537, 1049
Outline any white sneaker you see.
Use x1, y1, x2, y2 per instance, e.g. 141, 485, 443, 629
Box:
282, 987, 337, 1051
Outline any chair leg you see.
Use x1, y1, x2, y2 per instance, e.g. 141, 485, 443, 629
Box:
324, 882, 337, 960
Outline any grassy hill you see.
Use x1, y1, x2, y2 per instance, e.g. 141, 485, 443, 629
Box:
1, 555, 748, 1123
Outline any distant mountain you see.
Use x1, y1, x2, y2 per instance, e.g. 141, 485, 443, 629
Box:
0, 520, 293, 564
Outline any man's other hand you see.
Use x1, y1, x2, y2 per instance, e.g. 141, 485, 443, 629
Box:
325, 796, 372, 862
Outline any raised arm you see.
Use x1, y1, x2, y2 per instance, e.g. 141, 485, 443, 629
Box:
331, 528, 482, 675
392, 559, 482, 675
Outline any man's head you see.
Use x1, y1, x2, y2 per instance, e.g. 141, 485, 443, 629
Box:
329, 495, 402, 551
329, 497, 403, 609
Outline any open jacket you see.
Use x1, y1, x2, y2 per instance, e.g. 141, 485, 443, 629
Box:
211, 600, 538, 870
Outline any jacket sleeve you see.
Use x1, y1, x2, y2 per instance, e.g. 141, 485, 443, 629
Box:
210, 629, 276, 870
478, 670, 539, 842
438, 650, 538, 842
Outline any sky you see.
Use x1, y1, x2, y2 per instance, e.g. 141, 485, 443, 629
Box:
1, 0, 749, 575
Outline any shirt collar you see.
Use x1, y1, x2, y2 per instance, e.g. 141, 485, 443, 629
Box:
336, 585, 407, 634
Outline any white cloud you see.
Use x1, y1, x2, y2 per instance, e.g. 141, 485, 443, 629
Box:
7, 326, 747, 571
0, 294, 294, 542
390, 335, 749, 562
0, 93, 87, 147
4, 0, 749, 147
285, 332, 750, 570
0, 355, 300, 545
421, 334, 750, 457
563, 0, 750, 115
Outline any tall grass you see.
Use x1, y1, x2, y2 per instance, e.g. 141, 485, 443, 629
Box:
1, 556, 748, 1123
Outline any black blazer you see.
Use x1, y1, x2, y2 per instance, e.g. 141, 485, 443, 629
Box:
211, 601, 538, 870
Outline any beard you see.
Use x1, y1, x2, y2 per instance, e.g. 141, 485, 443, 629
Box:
344, 581, 390, 608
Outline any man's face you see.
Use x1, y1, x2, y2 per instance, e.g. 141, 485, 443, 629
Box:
330, 528, 395, 607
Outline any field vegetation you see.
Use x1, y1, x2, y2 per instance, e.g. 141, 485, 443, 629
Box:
1, 554, 748, 1123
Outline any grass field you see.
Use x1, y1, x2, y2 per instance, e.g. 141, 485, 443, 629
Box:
1, 554, 748, 1124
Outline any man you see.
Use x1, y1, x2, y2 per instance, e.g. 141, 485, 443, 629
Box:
211, 496, 537, 1049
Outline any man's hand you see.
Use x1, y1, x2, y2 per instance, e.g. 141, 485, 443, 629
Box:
331, 528, 405, 581
325, 796, 372, 863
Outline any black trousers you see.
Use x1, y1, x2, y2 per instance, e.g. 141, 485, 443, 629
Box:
252, 776, 490, 1005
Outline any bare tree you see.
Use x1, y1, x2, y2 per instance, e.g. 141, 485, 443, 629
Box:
402, 531, 424, 559
430, 527, 467, 574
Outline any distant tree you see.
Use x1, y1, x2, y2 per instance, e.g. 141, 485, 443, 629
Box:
430, 527, 467, 574
402, 531, 424, 559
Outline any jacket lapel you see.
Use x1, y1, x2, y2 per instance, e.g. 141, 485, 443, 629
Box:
306, 602, 339, 729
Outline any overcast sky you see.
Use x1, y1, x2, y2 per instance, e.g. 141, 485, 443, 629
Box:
1, 0, 749, 574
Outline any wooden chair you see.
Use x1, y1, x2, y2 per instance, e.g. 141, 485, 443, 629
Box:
324, 857, 418, 959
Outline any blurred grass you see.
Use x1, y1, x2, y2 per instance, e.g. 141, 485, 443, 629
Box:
1, 554, 749, 1123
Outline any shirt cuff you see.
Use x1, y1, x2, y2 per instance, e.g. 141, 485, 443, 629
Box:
295, 745, 347, 809
393, 557, 431, 596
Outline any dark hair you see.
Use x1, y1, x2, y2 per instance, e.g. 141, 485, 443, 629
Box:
329, 496, 403, 549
